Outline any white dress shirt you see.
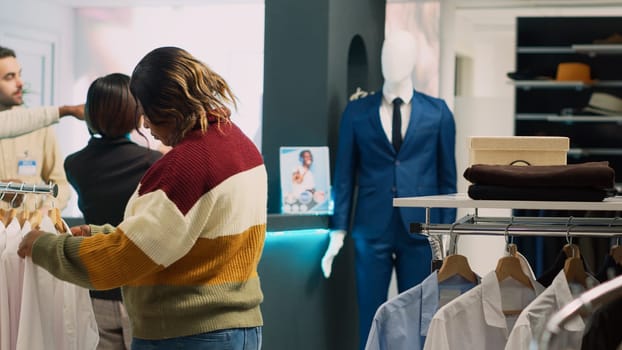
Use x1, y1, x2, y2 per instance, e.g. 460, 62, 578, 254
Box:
424, 271, 545, 350
505, 270, 597, 350
16, 215, 98, 350
0, 218, 24, 350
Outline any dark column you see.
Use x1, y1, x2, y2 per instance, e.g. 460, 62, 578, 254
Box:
261, 1, 386, 349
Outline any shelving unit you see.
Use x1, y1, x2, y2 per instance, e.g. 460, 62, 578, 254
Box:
513, 17, 622, 182
393, 194, 622, 259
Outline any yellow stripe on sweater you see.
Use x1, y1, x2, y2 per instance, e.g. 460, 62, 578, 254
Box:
79, 224, 265, 289
128, 224, 265, 286
78, 228, 162, 290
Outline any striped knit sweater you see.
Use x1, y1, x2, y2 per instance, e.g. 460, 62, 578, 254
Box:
31, 122, 267, 340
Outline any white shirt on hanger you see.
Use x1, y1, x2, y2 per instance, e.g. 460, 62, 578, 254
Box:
424, 271, 545, 350
0, 218, 24, 350
505, 270, 597, 350
15, 215, 98, 350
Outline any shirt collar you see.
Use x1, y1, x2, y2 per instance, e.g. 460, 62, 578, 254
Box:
481, 271, 544, 330
482, 271, 508, 329
383, 90, 413, 106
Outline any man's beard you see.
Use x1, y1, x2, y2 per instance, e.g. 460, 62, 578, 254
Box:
0, 92, 23, 109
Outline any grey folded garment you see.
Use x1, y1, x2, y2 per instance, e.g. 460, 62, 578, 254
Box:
467, 184, 612, 202
463, 161, 615, 189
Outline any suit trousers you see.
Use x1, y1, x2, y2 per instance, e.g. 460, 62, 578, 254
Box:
353, 209, 432, 350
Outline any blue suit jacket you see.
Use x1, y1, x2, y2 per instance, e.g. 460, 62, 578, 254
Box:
330, 90, 457, 239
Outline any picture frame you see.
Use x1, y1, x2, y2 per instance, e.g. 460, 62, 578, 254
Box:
279, 146, 332, 215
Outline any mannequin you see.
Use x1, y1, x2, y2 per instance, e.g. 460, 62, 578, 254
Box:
322, 30, 457, 349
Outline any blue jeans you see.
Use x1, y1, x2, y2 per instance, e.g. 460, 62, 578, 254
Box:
131, 327, 262, 350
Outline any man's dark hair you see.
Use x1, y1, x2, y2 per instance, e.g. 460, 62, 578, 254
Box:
0, 46, 16, 59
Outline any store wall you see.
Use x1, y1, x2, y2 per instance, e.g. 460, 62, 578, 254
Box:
261, 1, 385, 349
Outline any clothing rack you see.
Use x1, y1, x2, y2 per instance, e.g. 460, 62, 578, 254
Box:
0, 181, 58, 197
538, 274, 622, 350
394, 193, 622, 261
394, 193, 622, 349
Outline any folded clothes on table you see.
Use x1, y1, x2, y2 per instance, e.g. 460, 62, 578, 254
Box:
463, 161, 615, 189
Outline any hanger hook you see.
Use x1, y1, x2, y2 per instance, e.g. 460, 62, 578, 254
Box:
504, 222, 514, 247
0, 181, 13, 202
0, 182, 8, 202
49, 181, 56, 209
32, 183, 40, 211
10, 183, 24, 208
448, 222, 459, 256
566, 223, 574, 247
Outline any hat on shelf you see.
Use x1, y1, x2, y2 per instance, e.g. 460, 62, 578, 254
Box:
582, 92, 622, 116
555, 62, 594, 84
593, 33, 622, 44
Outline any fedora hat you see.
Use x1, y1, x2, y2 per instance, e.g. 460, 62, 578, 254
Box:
555, 62, 594, 84
583, 92, 622, 116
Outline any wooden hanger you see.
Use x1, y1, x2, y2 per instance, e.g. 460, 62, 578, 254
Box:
48, 207, 65, 233
495, 243, 534, 290
495, 243, 535, 316
28, 210, 43, 230
563, 243, 581, 259
438, 254, 477, 284
2, 208, 16, 226
17, 208, 30, 228
563, 244, 588, 289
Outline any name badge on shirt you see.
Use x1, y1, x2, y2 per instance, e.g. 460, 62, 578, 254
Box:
18, 159, 37, 176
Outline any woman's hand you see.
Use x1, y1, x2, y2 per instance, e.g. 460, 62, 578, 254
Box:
70, 224, 91, 237
17, 229, 46, 258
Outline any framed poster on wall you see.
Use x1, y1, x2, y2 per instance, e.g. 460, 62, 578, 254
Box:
279, 146, 332, 215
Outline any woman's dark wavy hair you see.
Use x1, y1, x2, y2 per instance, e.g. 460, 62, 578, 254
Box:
85, 73, 139, 138
129, 46, 237, 146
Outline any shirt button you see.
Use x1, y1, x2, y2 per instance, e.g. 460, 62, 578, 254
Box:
392, 186, 397, 193
395, 160, 400, 166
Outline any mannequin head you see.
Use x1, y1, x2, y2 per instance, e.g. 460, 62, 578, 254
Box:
381, 30, 417, 83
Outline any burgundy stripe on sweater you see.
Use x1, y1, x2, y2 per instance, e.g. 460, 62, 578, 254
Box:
138, 123, 264, 215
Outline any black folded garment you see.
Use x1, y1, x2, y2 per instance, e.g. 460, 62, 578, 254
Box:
467, 184, 612, 202
463, 162, 615, 189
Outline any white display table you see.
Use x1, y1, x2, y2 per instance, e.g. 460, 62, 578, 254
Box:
394, 193, 622, 212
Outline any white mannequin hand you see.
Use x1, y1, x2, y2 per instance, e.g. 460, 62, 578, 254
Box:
321, 231, 346, 278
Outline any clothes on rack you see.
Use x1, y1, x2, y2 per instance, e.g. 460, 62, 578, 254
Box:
580, 294, 622, 350
505, 270, 594, 350
580, 256, 622, 350
595, 253, 622, 283
423, 270, 544, 350
0, 212, 98, 350
365, 271, 479, 350
537, 248, 593, 288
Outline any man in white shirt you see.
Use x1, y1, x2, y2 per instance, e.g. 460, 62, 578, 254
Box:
0, 46, 73, 210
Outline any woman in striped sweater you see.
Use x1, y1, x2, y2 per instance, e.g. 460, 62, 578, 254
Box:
18, 46, 267, 350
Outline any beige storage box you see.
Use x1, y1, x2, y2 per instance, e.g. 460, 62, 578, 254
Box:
469, 136, 569, 166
